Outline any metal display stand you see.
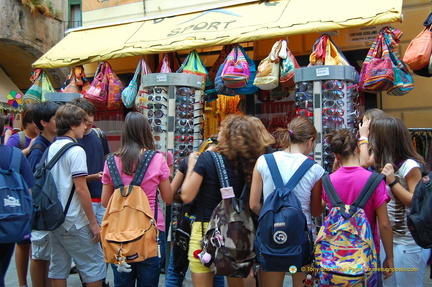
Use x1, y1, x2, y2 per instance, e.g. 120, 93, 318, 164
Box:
294, 65, 359, 172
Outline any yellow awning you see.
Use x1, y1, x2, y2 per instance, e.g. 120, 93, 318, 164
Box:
33, 0, 403, 68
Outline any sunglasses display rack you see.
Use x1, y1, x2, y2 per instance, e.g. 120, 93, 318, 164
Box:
294, 65, 359, 173
140, 73, 204, 171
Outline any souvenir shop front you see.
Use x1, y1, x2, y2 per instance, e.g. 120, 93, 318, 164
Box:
31, 0, 406, 170
0, 67, 24, 133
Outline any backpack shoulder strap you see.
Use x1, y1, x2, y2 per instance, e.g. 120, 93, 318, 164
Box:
9, 147, 22, 172
209, 151, 230, 188
29, 143, 47, 155
45, 142, 81, 170
106, 153, 124, 191
264, 153, 284, 188
18, 131, 26, 150
352, 172, 385, 209
285, 158, 315, 191
322, 173, 345, 208
130, 150, 157, 186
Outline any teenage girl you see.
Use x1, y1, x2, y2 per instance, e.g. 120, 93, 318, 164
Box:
249, 117, 325, 287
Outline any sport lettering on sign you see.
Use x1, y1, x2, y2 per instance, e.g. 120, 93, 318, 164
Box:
167, 20, 236, 37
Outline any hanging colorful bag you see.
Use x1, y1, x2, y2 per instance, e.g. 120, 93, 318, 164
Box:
135, 58, 153, 111
279, 40, 300, 89
105, 62, 125, 110
214, 45, 236, 96
359, 34, 394, 94
221, 45, 250, 88
156, 54, 172, 73
84, 62, 109, 110
122, 60, 142, 108
23, 69, 43, 106
383, 27, 414, 96
235, 45, 259, 94
403, 26, 432, 71
254, 40, 281, 90
309, 36, 327, 66
40, 72, 55, 102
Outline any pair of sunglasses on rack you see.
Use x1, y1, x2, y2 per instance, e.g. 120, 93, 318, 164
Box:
148, 110, 167, 118
175, 135, 194, 143
148, 95, 167, 102
176, 87, 195, 97
148, 87, 168, 94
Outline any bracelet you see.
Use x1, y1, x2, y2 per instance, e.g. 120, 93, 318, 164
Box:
388, 179, 399, 188
359, 137, 369, 141
358, 139, 369, 145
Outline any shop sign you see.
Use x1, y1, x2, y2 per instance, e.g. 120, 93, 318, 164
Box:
346, 25, 385, 43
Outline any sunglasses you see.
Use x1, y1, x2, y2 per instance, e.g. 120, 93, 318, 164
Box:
296, 101, 313, 109
178, 119, 194, 127
148, 87, 167, 94
174, 150, 190, 157
177, 103, 194, 112
148, 118, 163, 126
323, 90, 344, 100
176, 96, 195, 104
148, 103, 167, 109
177, 111, 194, 119
148, 110, 167, 118
323, 108, 344, 117
323, 99, 344, 109
322, 80, 344, 91
296, 82, 312, 92
295, 92, 313, 102
175, 135, 194, 142
176, 127, 194, 135
177, 87, 195, 97
177, 144, 193, 151
152, 126, 166, 133
296, 109, 314, 117
148, 95, 167, 102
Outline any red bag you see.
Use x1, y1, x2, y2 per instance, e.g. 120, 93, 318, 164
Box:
359, 34, 395, 94
106, 63, 125, 110
84, 62, 108, 110
403, 26, 432, 71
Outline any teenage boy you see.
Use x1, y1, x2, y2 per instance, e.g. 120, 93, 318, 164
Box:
70, 98, 110, 225
0, 117, 35, 287
47, 104, 105, 287
27, 101, 59, 287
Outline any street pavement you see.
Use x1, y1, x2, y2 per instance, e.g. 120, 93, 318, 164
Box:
5, 251, 432, 286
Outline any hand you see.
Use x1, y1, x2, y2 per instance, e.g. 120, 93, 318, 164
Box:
187, 152, 200, 170
382, 256, 394, 279
90, 222, 101, 243
95, 171, 103, 181
359, 118, 371, 138
381, 163, 395, 184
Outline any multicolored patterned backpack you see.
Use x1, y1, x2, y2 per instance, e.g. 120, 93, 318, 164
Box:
315, 172, 384, 287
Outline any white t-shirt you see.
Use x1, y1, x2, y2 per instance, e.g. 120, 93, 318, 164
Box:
48, 138, 89, 231
256, 151, 325, 237
388, 159, 420, 246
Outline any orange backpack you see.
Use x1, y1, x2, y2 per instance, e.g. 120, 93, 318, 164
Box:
101, 151, 159, 265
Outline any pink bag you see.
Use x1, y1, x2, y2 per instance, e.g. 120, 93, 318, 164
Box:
84, 62, 108, 110
221, 45, 250, 88
106, 62, 125, 110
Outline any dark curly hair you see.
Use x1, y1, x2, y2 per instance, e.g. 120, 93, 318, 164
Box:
214, 114, 269, 183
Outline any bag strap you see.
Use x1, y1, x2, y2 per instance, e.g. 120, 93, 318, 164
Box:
264, 154, 315, 194
29, 143, 47, 155
18, 131, 26, 150
209, 151, 230, 188
9, 147, 22, 172
44, 142, 81, 170
322, 172, 385, 218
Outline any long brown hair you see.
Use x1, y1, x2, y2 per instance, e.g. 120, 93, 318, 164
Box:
370, 116, 425, 171
116, 112, 156, 175
278, 117, 317, 149
214, 114, 268, 183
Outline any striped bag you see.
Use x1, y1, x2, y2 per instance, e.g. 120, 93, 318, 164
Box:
222, 45, 250, 89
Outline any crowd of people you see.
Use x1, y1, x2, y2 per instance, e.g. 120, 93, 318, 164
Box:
0, 102, 431, 287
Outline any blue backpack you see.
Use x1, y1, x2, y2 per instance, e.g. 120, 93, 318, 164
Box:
255, 154, 315, 272
0, 147, 33, 243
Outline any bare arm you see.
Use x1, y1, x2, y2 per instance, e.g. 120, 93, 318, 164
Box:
381, 163, 421, 207
101, 183, 114, 208
249, 163, 263, 216
376, 202, 394, 279
358, 119, 375, 168
3, 129, 12, 145
180, 153, 202, 204
73, 176, 100, 242
159, 178, 173, 204
311, 179, 325, 217
171, 171, 185, 203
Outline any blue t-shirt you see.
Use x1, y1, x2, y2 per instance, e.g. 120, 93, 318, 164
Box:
5, 132, 31, 149
27, 135, 52, 172
77, 129, 110, 199
0, 145, 35, 188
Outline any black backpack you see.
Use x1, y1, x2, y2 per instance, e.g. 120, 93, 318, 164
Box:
32, 142, 80, 231
407, 171, 432, 248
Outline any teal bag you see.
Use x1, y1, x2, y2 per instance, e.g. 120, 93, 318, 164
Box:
122, 60, 141, 108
